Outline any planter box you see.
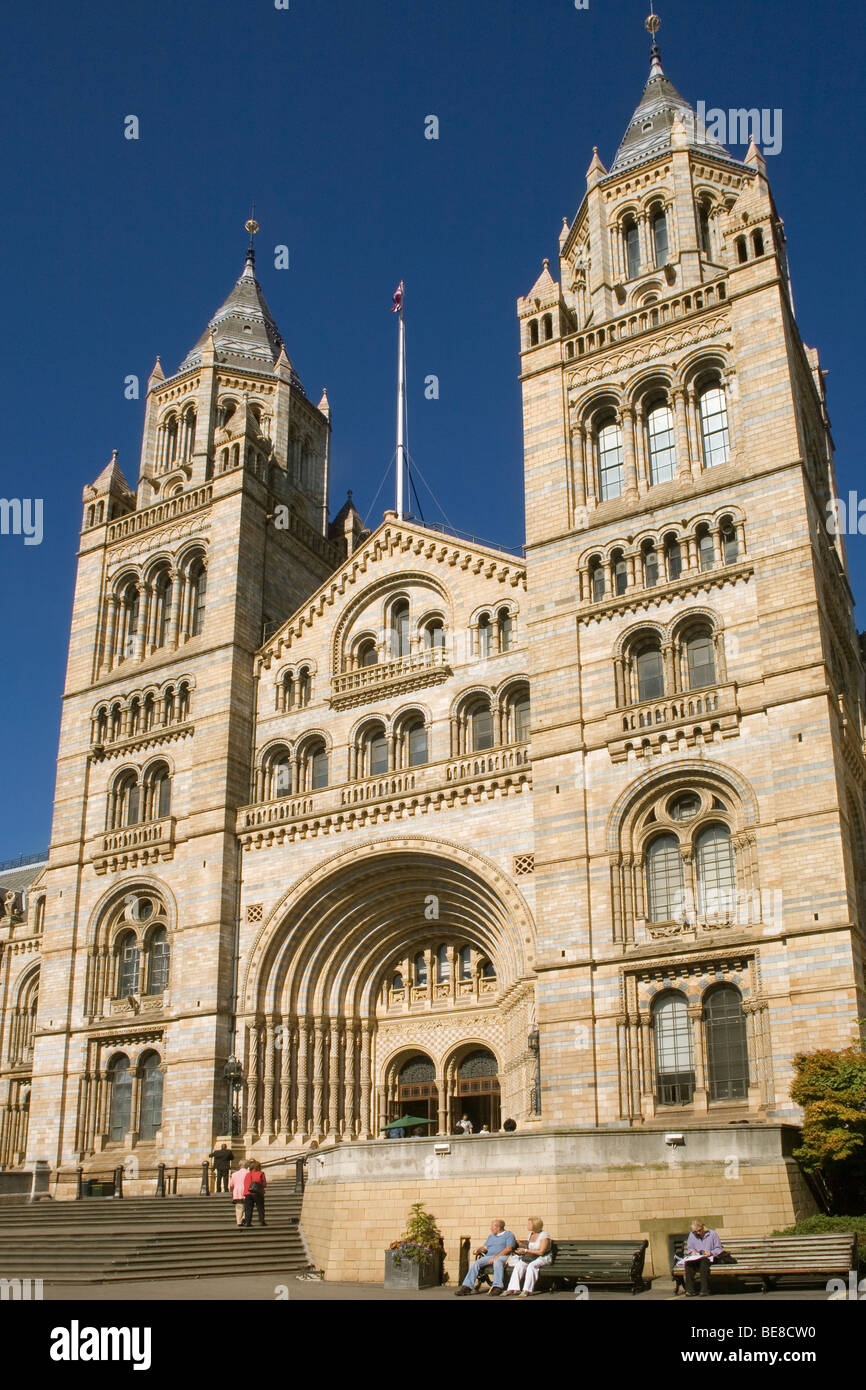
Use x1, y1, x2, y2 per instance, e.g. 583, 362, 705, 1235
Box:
384, 1248, 442, 1290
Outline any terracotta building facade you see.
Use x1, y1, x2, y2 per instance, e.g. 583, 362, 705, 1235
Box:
2, 33, 864, 1180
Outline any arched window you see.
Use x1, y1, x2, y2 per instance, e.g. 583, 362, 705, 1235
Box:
636, 641, 665, 702
597, 421, 624, 501
542, 313, 553, 341
643, 543, 659, 588
414, 952, 428, 986
139, 1052, 164, 1140
300, 739, 328, 791
129, 697, 142, 737
144, 763, 171, 820
188, 560, 207, 637
721, 518, 738, 564
356, 638, 378, 668
651, 206, 669, 267
143, 693, 155, 731
95, 707, 108, 743
664, 535, 682, 581
696, 201, 712, 258
116, 931, 140, 996
704, 985, 749, 1101
511, 691, 531, 744
121, 582, 140, 660
752, 228, 765, 257
697, 526, 715, 571
113, 771, 140, 829
612, 550, 627, 596
479, 957, 495, 979
401, 717, 428, 768
281, 672, 295, 710
699, 384, 730, 467
478, 613, 492, 658
389, 600, 410, 659
108, 1055, 133, 1142
623, 217, 640, 279
147, 926, 170, 995
423, 620, 445, 652
529, 319, 539, 347
652, 993, 695, 1103
363, 724, 388, 778
437, 944, 451, 982
391, 971, 404, 991
685, 630, 716, 689
267, 747, 291, 799
497, 608, 513, 652
298, 667, 312, 707
458, 946, 472, 980
590, 557, 605, 602
470, 701, 495, 752
646, 834, 685, 922
154, 571, 172, 649
735, 235, 748, 263
647, 403, 676, 484
696, 824, 736, 920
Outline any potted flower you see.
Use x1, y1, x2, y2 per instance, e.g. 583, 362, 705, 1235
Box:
384, 1202, 444, 1289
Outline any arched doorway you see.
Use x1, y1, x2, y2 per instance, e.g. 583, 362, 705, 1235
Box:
390, 1053, 438, 1128
450, 1047, 500, 1133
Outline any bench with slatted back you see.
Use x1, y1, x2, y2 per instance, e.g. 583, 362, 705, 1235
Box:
534, 1239, 650, 1294
671, 1232, 856, 1295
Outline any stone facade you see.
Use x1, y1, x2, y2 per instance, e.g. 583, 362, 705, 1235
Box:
1, 35, 864, 1195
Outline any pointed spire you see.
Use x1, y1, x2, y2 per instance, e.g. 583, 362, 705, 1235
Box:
147, 356, 165, 389
586, 145, 608, 187
317, 388, 331, 418
178, 219, 291, 376
88, 451, 133, 497
744, 134, 767, 175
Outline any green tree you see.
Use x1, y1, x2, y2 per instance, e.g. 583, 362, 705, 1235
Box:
790, 1046, 866, 1212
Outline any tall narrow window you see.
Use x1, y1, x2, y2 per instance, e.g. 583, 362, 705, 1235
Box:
108, 1056, 133, 1142
424, 620, 445, 652
705, 986, 749, 1101
414, 952, 428, 986
647, 404, 676, 484
148, 927, 170, 994
699, 385, 730, 467
685, 631, 716, 689
390, 600, 410, 658
368, 730, 388, 777
598, 422, 623, 501
123, 584, 140, 659
310, 744, 328, 790
624, 219, 640, 279
514, 696, 530, 744
189, 561, 207, 637
497, 608, 513, 652
696, 824, 736, 920
697, 529, 715, 571
653, 994, 695, 1104
471, 705, 494, 752
636, 645, 665, 702
437, 945, 451, 982
139, 1052, 164, 1140
478, 614, 492, 658
697, 202, 712, 258
117, 932, 140, 996
115, 773, 140, 828
721, 520, 738, 564
612, 551, 627, 596
357, 640, 377, 668
298, 668, 312, 707
665, 538, 682, 581
155, 573, 172, 648
651, 207, 669, 267
590, 558, 605, 602
458, 945, 472, 980
407, 721, 428, 767
646, 834, 685, 921
643, 545, 659, 588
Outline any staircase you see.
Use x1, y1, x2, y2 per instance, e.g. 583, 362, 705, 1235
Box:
0, 1179, 312, 1284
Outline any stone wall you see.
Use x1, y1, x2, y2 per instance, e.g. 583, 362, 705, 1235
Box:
301, 1126, 816, 1284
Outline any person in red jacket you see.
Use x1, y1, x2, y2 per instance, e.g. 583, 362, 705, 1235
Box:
242, 1160, 267, 1227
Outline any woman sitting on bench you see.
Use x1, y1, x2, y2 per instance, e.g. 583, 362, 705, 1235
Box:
505, 1218, 552, 1297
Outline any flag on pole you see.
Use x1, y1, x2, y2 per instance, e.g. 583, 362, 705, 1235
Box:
392, 281, 404, 313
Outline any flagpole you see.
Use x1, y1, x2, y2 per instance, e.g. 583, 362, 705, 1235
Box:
395, 282, 406, 519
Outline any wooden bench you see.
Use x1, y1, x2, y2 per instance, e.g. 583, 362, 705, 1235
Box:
474, 1238, 649, 1294
671, 1232, 857, 1295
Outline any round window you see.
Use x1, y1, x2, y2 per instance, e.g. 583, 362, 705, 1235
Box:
668, 793, 701, 822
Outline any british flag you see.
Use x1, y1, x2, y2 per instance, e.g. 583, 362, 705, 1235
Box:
392, 281, 404, 313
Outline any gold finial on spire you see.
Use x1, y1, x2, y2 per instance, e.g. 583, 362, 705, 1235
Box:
244, 204, 259, 270
645, 5, 661, 39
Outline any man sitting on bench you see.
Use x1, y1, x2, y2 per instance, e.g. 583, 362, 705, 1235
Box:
455, 1219, 517, 1296
680, 1219, 723, 1297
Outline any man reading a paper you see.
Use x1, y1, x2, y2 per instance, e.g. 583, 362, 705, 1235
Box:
680, 1219, 723, 1296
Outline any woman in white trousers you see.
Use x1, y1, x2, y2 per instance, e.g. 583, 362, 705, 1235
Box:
505, 1219, 552, 1296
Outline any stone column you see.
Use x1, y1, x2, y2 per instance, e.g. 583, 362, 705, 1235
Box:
167, 572, 182, 651
572, 425, 586, 511
245, 1023, 259, 1139
689, 1003, 708, 1113
377, 1085, 387, 1136
261, 1022, 276, 1140
672, 387, 692, 478
312, 1018, 325, 1138
436, 1071, 447, 1136
328, 1017, 341, 1135
343, 1023, 356, 1137
134, 584, 151, 662
634, 407, 649, 495
359, 1021, 373, 1139
129, 1066, 141, 1143
102, 596, 119, 675
621, 407, 638, 502
295, 1018, 309, 1136
279, 1020, 291, 1137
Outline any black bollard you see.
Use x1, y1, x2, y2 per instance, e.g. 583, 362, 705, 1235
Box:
294, 1155, 306, 1194
200, 1160, 210, 1195
75, 1166, 84, 1201
113, 1165, 124, 1199
156, 1162, 165, 1198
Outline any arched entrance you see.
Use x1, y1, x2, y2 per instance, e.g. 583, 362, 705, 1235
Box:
389, 1053, 438, 1128
449, 1046, 500, 1133
241, 838, 536, 1144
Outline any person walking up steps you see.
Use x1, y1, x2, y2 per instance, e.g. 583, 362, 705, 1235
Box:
230, 1161, 249, 1226
242, 1159, 267, 1227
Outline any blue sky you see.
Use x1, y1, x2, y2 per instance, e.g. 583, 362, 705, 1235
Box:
1, 0, 864, 854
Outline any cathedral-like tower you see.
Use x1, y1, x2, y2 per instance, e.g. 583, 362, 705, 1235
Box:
519, 27, 866, 1125
27, 240, 340, 1166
